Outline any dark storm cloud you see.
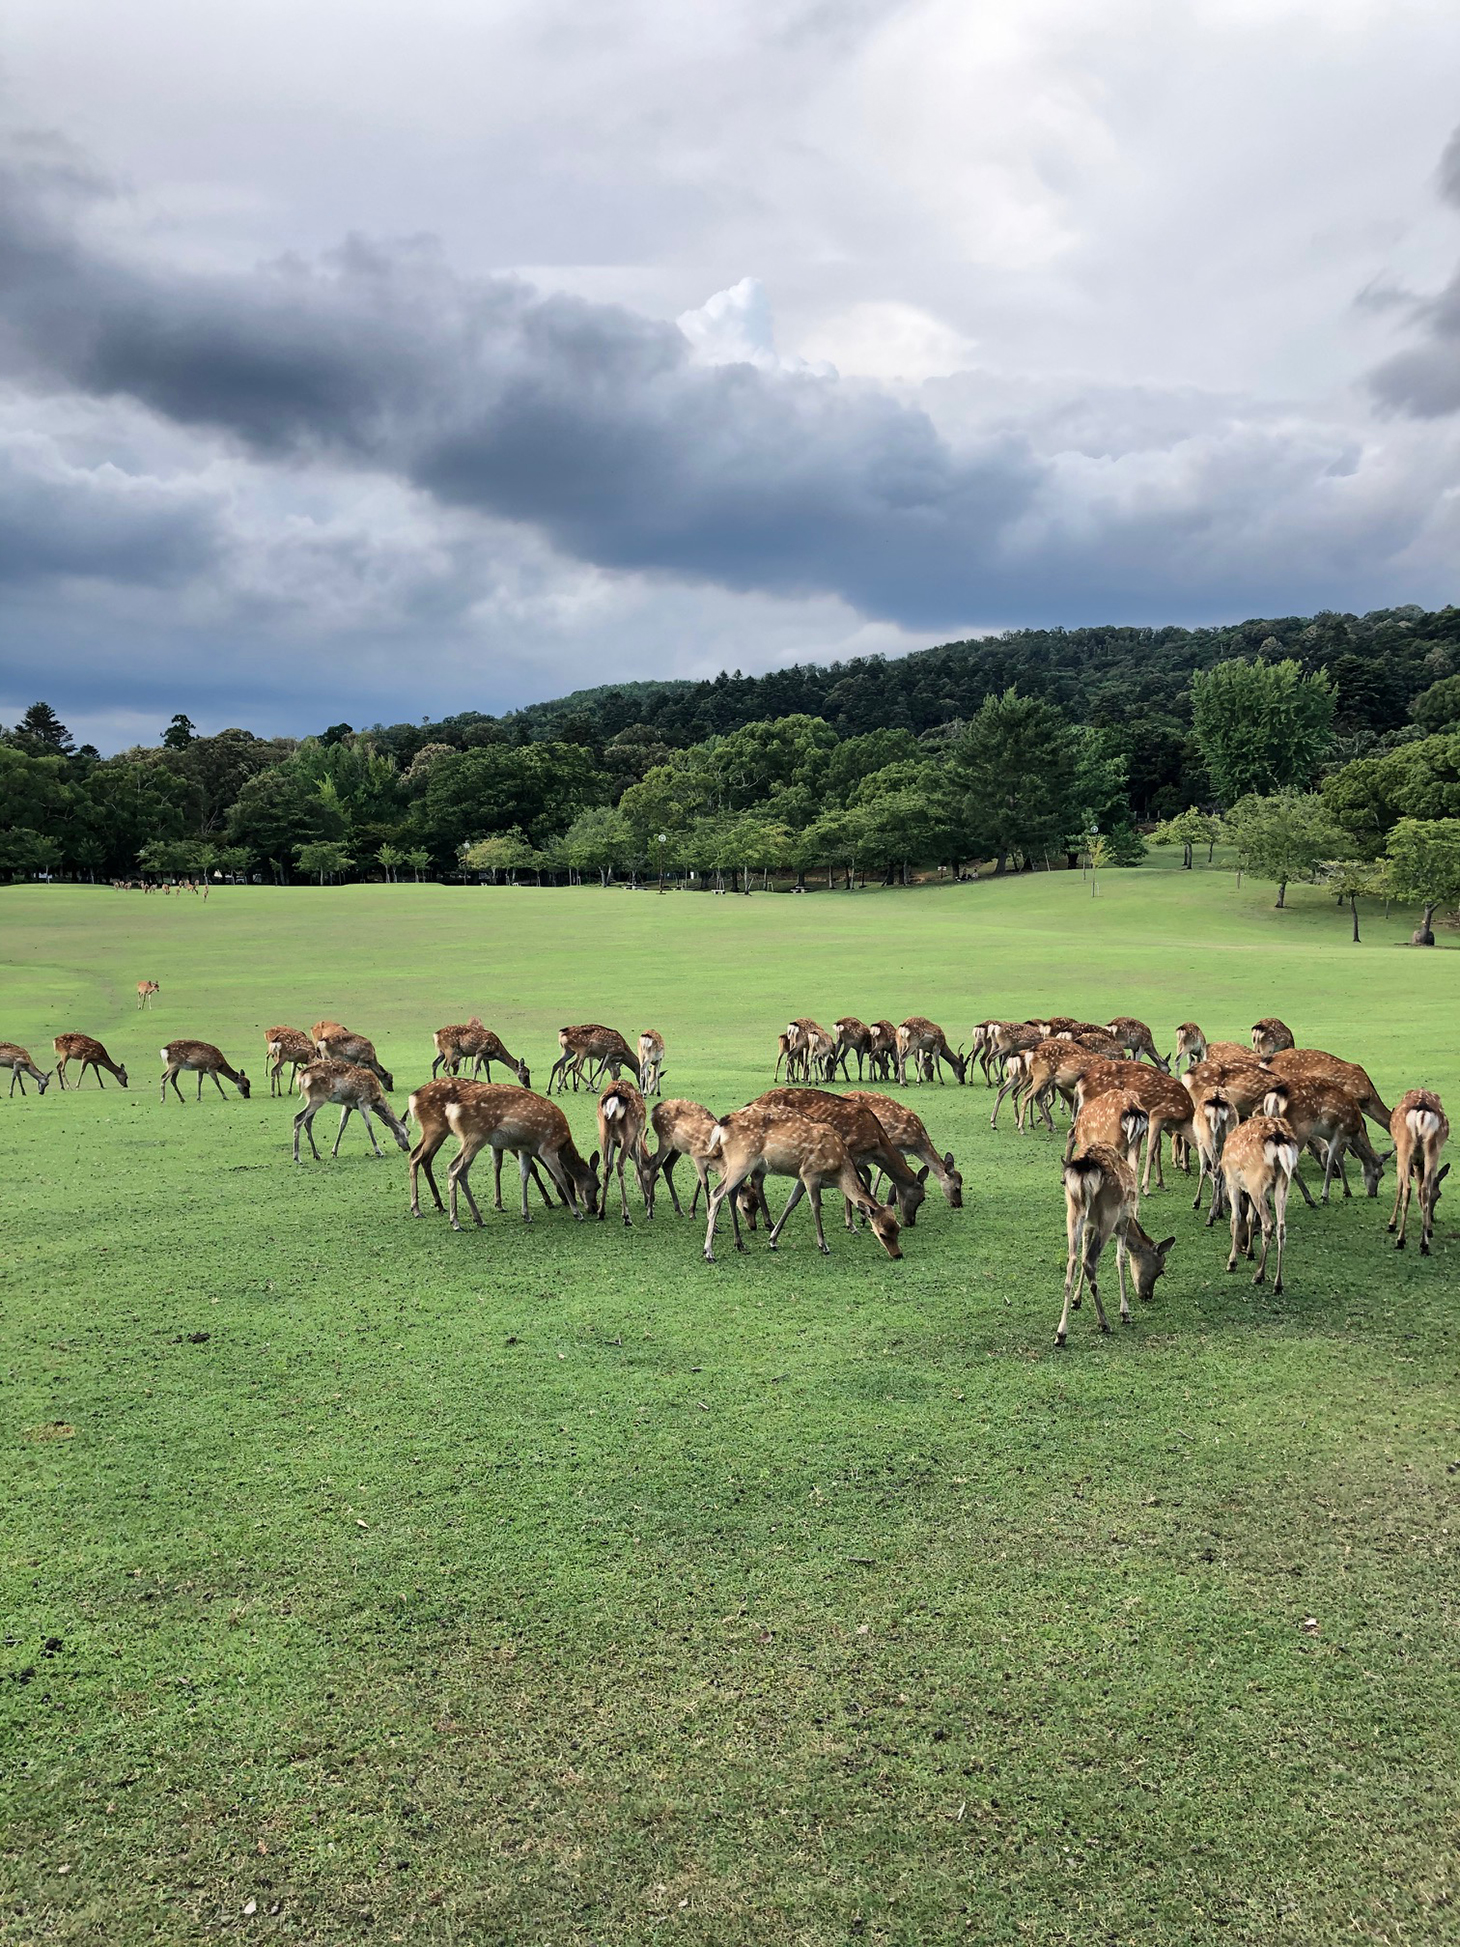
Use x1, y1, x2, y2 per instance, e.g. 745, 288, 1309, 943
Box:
1367, 124, 1460, 418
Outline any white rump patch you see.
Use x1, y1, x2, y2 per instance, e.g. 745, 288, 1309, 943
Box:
603, 1098, 623, 1120
707, 1124, 724, 1153
159, 1048, 169, 1060
1409, 1109, 1442, 1139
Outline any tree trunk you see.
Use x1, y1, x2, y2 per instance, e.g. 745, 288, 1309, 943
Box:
1350, 896, 1360, 943
901, 859, 910, 887
993, 853, 1007, 875
1412, 902, 1438, 946
796, 868, 807, 891
1183, 843, 1193, 869
1066, 850, 1079, 870
1275, 879, 1286, 908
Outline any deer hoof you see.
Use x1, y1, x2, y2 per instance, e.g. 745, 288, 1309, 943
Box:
1394, 1236, 1405, 1250
1054, 1333, 1067, 1348
1098, 1317, 1110, 1333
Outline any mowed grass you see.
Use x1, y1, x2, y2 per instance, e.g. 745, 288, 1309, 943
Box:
1, 862, 1457, 1946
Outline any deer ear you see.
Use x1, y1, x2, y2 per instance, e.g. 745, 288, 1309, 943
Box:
944, 1150, 955, 1170
1156, 1236, 1176, 1255
589, 1150, 600, 1170
916, 1164, 930, 1183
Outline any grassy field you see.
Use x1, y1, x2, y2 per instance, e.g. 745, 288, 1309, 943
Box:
2, 860, 1457, 1946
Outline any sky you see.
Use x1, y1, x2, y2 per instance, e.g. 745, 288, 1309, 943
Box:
3, 0, 1460, 750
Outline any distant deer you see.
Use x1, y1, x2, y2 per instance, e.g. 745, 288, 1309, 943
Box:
831, 1017, 875, 1080
597, 1078, 653, 1225
136, 981, 160, 1010
1220, 1115, 1299, 1292
430, 1019, 531, 1087
1104, 1017, 1170, 1070
312, 1023, 393, 1091
442, 1086, 601, 1228
265, 1026, 317, 1096
1250, 1017, 1295, 1057
1056, 1146, 1174, 1346
1388, 1089, 1449, 1255
702, 1105, 901, 1263
546, 1025, 640, 1094
160, 1039, 251, 1102
53, 1034, 129, 1090
637, 1029, 665, 1097
896, 1018, 966, 1086
1260, 1075, 1390, 1204
842, 1091, 963, 1208
1260, 1048, 1392, 1132
754, 1087, 929, 1226
786, 1019, 837, 1082
0, 1043, 52, 1095
868, 1021, 899, 1082
773, 1031, 800, 1082
293, 1059, 410, 1162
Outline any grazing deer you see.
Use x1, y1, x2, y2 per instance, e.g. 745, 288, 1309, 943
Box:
1259, 1076, 1390, 1204
1056, 1027, 1127, 1062
1175, 1023, 1207, 1071
1056, 1147, 1174, 1346
786, 1018, 837, 1082
995, 1038, 1108, 1133
868, 1021, 899, 1082
832, 1017, 875, 1080
1260, 1048, 1392, 1132
53, 1034, 129, 1090
136, 980, 160, 1010
754, 1087, 929, 1226
842, 1091, 963, 1208
646, 1098, 728, 1219
293, 1059, 410, 1162
702, 1106, 901, 1262
407, 1078, 555, 1218
637, 1029, 665, 1097
773, 1031, 799, 1082
266, 1026, 317, 1096
0, 1043, 52, 1095
597, 1078, 653, 1225
1031, 1016, 1086, 1038
1388, 1089, 1449, 1255
443, 1086, 601, 1228
896, 1017, 966, 1086
1105, 1017, 1171, 1071
312, 1024, 393, 1091
987, 1021, 1043, 1088
160, 1039, 251, 1101
1182, 1085, 1236, 1222
1251, 1017, 1295, 1057
1070, 1087, 1150, 1174
430, 1019, 530, 1087
1220, 1115, 1299, 1292
546, 1025, 640, 1094
1071, 1063, 1199, 1192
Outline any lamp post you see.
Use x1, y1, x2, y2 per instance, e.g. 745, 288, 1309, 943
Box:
657, 833, 668, 892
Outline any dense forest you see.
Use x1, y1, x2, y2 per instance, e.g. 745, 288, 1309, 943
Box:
4, 605, 1460, 919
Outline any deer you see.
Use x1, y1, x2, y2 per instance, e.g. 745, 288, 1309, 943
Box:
0, 1043, 52, 1095
969, 1021, 1003, 1085
1056, 1146, 1175, 1346
160, 1039, 251, 1102
842, 1091, 963, 1208
442, 1086, 601, 1229
773, 1031, 800, 1082
1069, 1087, 1150, 1174
1070, 1063, 1200, 1192
1220, 1115, 1300, 1292
1054, 1026, 1127, 1062
1259, 1076, 1390, 1204
293, 1059, 410, 1163
597, 1078, 653, 1225
1030, 1016, 1088, 1038
407, 1078, 557, 1218
546, 1025, 640, 1094
1251, 1017, 1295, 1057
53, 1034, 129, 1090
986, 1021, 1044, 1088
1104, 1017, 1171, 1071
312, 1023, 393, 1091
430, 1019, 531, 1087
646, 1098, 729, 1219
995, 1038, 1108, 1133
868, 1021, 900, 1081
1388, 1089, 1449, 1255
637, 1029, 665, 1097
1181, 1084, 1237, 1223
1259, 1048, 1392, 1133
786, 1018, 837, 1082
702, 1105, 901, 1263
1175, 1023, 1207, 1071
266, 1026, 317, 1096
831, 1017, 875, 1080
136, 980, 160, 1010
753, 1087, 929, 1226
895, 1018, 966, 1086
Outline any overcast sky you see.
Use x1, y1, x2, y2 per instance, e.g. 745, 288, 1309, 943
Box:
3, 0, 1460, 750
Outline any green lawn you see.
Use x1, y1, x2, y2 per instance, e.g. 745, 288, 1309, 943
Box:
2, 861, 1456, 1945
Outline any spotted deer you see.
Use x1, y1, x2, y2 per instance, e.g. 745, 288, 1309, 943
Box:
407, 1079, 557, 1219
430, 1019, 531, 1086
1260, 1048, 1392, 1132
754, 1087, 929, 1226
703, 1106, 901, 1263
1220, 1115, 1300, 1292
160, 1039, 251, 1102
1105, 1017, 1171, 1071
1259, 1075, 1390, 1204
646, 1098, 729, 1219
1056, 1146, 1174, 1347
293, 1059, 410, 1163
896, 1018, 966, 1086
1182, 1084, 1237, 1223
1069, 1087, 1150, 1174
0, 1043, 52, 1095
637, 1029, 665, 1097
1181, 1055, 1272, 1119
1175, 1023, 1207, 1072
136, 980, 160, 1010
1388, 1089, 1449, 1254
1070, 1063, 1200, 1192
442, 1086, 601, 1228
832, 1017, 875, 1080
785, 1019, 837, 1083
312, 1023, 393, 1091
53, 1034, 129, 1090
546, 1025, 640, 1094
868, 1021, 900, 1081
266, 1026, 317, 1096
1251, 1017, 1295, 1057
842, 1091, 963, 1208
597, 1078, 653, 1226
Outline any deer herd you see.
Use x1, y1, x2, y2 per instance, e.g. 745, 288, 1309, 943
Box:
3, 998, 1448, 1347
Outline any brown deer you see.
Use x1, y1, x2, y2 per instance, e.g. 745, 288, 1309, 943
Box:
1175, 1023, 1207, 1071
773, 1031, 800, 1082
293, 1059, 410, 1162
987, 1021, 1044, 1088
408, 1078, 564, 1219
1251, 1017, 1295, 1057
1259, 1075, 1390, 1204
53, 1033, 129, 1090
896, 1017, 966, 1086
868, 1021, 899, 1081
1055, 1026, 1127, 1061
443, 1086, 601, 1228
753, 1087, 929, 1226
1070, 1087, 1150, 1174
1104, 1017, 1171, 1071
136, 980, 160, 1010
637, 1029, 665, 1097
1388, 1089, 1449, 1254
832, 1017, 875, 1080
1182, 1084, 1236, 1222
995, 1038, 1109, 1133
1056, 1147, 1174, 1346
0, 1043, 52, 1095
1220, 1115, 1300, 1292
646, 1098, 729, 1219
160, 1039, 250, 1101
786, 1018, 837, 1082
1031, 1016, 1087, 1038
266, 1026, 317, 1096
1071, 1063, 1200, 1192
1182, 1054, 1270, 1116
702, 1106, 901, 1262
312, 1023, 393, 1091
430, 1018, 530, 1086
1260, 1048, 1392, 1132
597, 1078, 653, 1225
546, 1025, 640, 1094
842, 1091, 963, 1208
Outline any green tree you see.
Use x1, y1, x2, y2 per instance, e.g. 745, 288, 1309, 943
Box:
1226, 791, 1344, 908
850, 765, 958, 885
405, 847, 430, 884
1322, 857, 1379, 943
952, 688, 1082, 873
161, 713, 197, 749
1410, 675, 1460, 734
706, 715, 837, 813
414, 743, 607, 862
9, 701, 74, 757
461, 829, 536, 884
139, 838, 207, 879
1190, 658, 1335, 805
562, 806, 632, 887
377, 842, 404, 883
295, 840, 354, 886
0, 827, 61, 877
1154, 806, 1218, 868
227, 767, 343, 880
1385, 817, 1460, 945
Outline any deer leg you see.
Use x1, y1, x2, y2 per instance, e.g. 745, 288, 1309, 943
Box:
807, 1182, 833, 1254
659, 1153, 685, 1217
1226, 1185, 1244, 1272
1271, 1175, 1290, 1294
361, 1105, 385, 1159
448, 1143, 486, 1231
298, 1104, 323, 1162
411, 1137, 445, 1215
1251, 1190, 1272, 1285
529, 1158, 558, 1209
705, 1169, 744, 1262
1387, 1164, 1407, 1239
617, 1145, 633, 1227
1084, 1238, 1110, 1333
517, 1150, 534, 1222
1114, 1236, 1131, 1324
1291, 1158, 1319, 1208
767, 1180, 806, 1250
